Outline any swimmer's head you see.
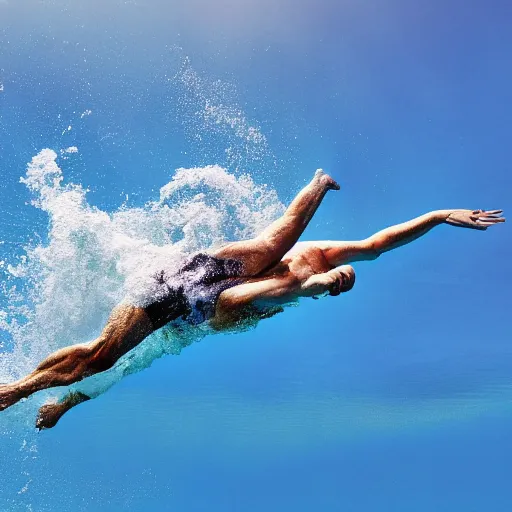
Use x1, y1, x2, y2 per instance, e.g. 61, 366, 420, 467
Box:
331, 265, 355, 295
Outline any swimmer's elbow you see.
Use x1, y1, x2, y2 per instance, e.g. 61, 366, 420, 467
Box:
357, 239, 381, 261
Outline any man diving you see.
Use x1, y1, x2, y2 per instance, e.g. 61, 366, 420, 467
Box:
0, 170, 505, 429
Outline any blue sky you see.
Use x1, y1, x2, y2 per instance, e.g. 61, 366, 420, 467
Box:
0, 0, 511, 510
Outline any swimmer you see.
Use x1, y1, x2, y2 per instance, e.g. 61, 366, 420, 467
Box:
0, 170, 504, 429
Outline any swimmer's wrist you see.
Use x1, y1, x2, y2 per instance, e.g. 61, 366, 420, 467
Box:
433, 210, 455, 224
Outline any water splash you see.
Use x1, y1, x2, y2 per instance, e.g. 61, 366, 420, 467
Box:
169, 53, 277, 175
0, 148, 284, 388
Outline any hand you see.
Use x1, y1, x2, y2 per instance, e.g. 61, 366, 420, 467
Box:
302, 271, 341, 298
446, 209, 505, 230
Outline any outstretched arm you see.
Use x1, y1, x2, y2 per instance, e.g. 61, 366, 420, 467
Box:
319, 209, 505, 267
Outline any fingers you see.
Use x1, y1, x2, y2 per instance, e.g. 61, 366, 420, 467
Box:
472, 209, 505, 227
472, 209, 504, 217
329, 280, 341, 296
328, 276, 342, 296
475, 218, 505, 226
482, 213, 505, 220
476, 216, 505, 222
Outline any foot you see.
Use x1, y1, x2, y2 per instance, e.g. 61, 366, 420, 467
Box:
314, 169, 340, 191
0, 384, 23, 412
36, 392, 90, 430
36, 402, 68, 430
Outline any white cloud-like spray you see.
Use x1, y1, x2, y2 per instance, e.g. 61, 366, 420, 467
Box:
0, 149, 284, 389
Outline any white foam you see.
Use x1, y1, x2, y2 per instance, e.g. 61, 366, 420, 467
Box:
0, 149, 284, 383
170, 55, 276, 172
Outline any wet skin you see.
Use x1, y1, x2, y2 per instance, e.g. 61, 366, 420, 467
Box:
0, 168, 504, 429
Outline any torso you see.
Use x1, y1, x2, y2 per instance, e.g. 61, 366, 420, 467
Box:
210, 245, 333, 331
143, 245, 333, 333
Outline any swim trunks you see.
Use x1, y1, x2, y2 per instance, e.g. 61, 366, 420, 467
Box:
143, 253, 244, 330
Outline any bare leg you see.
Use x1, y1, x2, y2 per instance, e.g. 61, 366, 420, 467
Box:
0, 305, 153, 412
213, 169, 340, 276
35, 323, 171, 429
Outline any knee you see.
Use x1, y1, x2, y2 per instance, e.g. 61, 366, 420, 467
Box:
89, 351, 115, 373
85, 340, 116, 374
88, 356, 114, 374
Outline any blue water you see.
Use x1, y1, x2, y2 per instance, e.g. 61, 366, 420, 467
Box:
1, 0, 511, 510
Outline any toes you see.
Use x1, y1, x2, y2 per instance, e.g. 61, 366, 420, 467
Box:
328, 179, 341, 191
314, 169, 340, 190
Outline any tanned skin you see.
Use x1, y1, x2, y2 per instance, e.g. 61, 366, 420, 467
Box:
0, 170, 504, 430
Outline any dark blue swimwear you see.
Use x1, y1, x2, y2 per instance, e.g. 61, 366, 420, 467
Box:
143, 253, 244, 330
